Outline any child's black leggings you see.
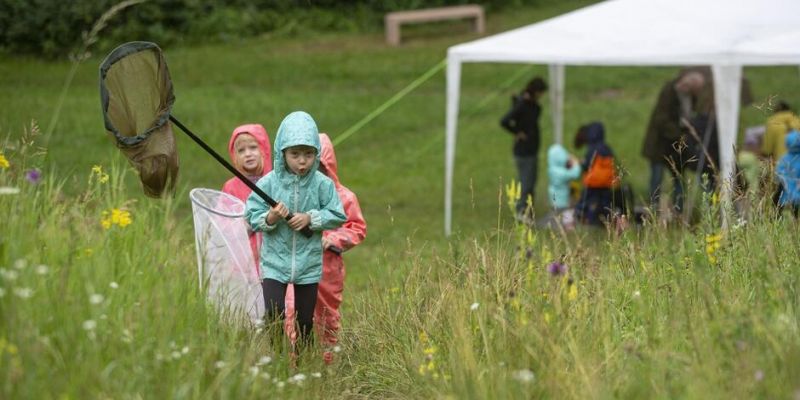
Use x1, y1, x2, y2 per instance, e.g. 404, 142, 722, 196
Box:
261, 279, 318, 346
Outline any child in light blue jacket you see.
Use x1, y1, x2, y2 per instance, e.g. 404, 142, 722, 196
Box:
547, 143, 581, 228
245, 111, 346, 345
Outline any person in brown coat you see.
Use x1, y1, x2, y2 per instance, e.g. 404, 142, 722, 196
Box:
641, 71, 706, 214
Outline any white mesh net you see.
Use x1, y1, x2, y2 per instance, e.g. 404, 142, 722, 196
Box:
189, 188, 264, 324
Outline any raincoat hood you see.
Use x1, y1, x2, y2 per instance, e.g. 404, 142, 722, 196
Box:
786, 130, 800, 154
585, 122, 605, 144
227, 123, 272, 177
318, 133, 340, 187
273, 111, 321, 184
547, 144, 570, 168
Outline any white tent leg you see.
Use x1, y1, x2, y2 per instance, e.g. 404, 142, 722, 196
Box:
548, 64, 565, 144
445, 58, 463, 236
711, 64, 742, 229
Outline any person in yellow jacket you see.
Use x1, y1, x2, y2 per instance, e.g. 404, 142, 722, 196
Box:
761, 101, 800, 163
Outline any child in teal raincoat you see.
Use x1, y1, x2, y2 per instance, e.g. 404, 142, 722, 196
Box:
245, 111, 346, 346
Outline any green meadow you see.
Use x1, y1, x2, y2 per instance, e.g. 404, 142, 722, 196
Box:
2, 1, 800, 398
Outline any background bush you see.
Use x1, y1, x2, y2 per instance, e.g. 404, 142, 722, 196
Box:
0, 0, 556, 58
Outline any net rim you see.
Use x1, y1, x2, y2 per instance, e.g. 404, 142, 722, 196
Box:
189, 188, 245, 218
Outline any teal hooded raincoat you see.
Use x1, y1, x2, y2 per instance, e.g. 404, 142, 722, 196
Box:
245, 111, 346, 284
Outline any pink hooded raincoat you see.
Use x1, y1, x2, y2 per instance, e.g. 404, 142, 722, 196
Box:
221, 124, 272, 271
286, 133, 366, 359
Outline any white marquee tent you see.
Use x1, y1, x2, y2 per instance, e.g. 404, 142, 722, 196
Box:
444, 0, 800, 235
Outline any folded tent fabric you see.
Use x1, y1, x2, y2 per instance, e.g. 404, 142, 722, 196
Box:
99, 41, 179, 197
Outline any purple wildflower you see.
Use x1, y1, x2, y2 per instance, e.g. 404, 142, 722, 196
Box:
547, 261, 568, 277
25, 169, 42, 184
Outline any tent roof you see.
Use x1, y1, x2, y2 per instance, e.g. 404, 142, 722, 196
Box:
448, 0, 800, 66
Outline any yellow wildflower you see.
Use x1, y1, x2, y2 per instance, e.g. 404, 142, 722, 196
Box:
0, 153, 9, 169
92, 165, 102, 174
101, 208, 132, 229
423, 346, 437, 356
568, 284, 578, 301
705, 233, 722, 264
90, 165, 109, 184
544, 312, 552, 324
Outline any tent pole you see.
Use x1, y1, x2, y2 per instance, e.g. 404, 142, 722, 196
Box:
711, 64, 742, 229
445, 57, 462, 236
548, 64, 565, 144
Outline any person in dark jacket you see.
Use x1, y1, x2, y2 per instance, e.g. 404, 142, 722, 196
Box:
641, 71, 706, 214
501, 77, 548, 219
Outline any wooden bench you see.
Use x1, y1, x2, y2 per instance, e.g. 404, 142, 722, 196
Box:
384, 5, 485, 46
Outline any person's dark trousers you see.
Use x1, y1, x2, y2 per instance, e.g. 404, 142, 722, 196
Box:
262, 279, 318, 347
514, 155, 538, 215
576, 188, 612, 225
648, 161, 684, 213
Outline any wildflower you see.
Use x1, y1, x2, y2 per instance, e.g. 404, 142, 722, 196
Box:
82, 320, 97, 331
90, 165, 109, 184
288, 373, 306, 384
547, 261, 568, 277
705, 233, 723, 264
249, 366, 259, 376
13, 259, 26, 270
121, 329, 133, 344
470, 302, 479, 311
181, 346, 189, 354
89, 294, 104, 305
0, 152, 9, 169
256, 356, 272, 366
332, 345, 342, 353
13, 287, 33, 299
0, 187, 20, 195
567, 282, 578, 301
512, 369, 535, 383
506, 180, 521, 210
35, 264, 49, 275
171, 351, 181, 360
754, 370, 764, 382
109, 281, 119, 289
25, 169, 42, 184
423, 346, 437, 357
0, 269, 18, 281
276, 381, 285, 389
311, 372, 322, 378
632, 290, 641, 299
101, 208, 133, 229
214, 361, 226, 369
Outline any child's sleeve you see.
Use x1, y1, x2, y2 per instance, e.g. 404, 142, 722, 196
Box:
245, 178, 277, 232
551, 163, 582, 183
307, 179, 346, 231
323, 188, 366, 252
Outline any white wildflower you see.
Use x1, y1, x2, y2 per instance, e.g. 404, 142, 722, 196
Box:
89, 294, 104, 305
332, 345, 342, 353
156, 353, 164, 361
311, 372, 322, 378
288, 373, 306, 384
82, 320, 97, 331
109, 281, 119, 289
13, 287, 33, 299
35, 264, 49, 275
171, 351, 181, 360
470, 302, 480, 311
215, 361, 227, 369
257, 356, 272, 366
512, 369, 535, 383
632, 290, 641, 299
0, 187, 21, 195
249, 366, 260, 376
276, 381, 285, 389
182, 346, 189, 355
0, 268, 19, 281
13, 259, 26, 270
260, 372, 271, 380
121, 329, 133, 344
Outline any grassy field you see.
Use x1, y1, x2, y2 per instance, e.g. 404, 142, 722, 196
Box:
2, 1, 800, 398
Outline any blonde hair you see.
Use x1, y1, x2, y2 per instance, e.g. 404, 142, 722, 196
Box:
232, 133, 263, 175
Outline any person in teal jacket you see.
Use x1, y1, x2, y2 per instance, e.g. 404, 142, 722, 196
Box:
245, 111, 346, 346
546, 143, 581, 228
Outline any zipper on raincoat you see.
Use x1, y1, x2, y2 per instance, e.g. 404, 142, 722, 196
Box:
290, 177, 298, 282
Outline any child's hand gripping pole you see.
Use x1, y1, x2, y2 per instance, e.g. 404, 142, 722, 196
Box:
169, 115, 314, 238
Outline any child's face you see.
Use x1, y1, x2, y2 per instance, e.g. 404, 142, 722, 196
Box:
284, 145, 316, 176
234, 134, 262, 175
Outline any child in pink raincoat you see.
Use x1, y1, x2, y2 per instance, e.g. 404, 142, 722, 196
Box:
221, 124, 272, 269
286, 133, 367, 363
